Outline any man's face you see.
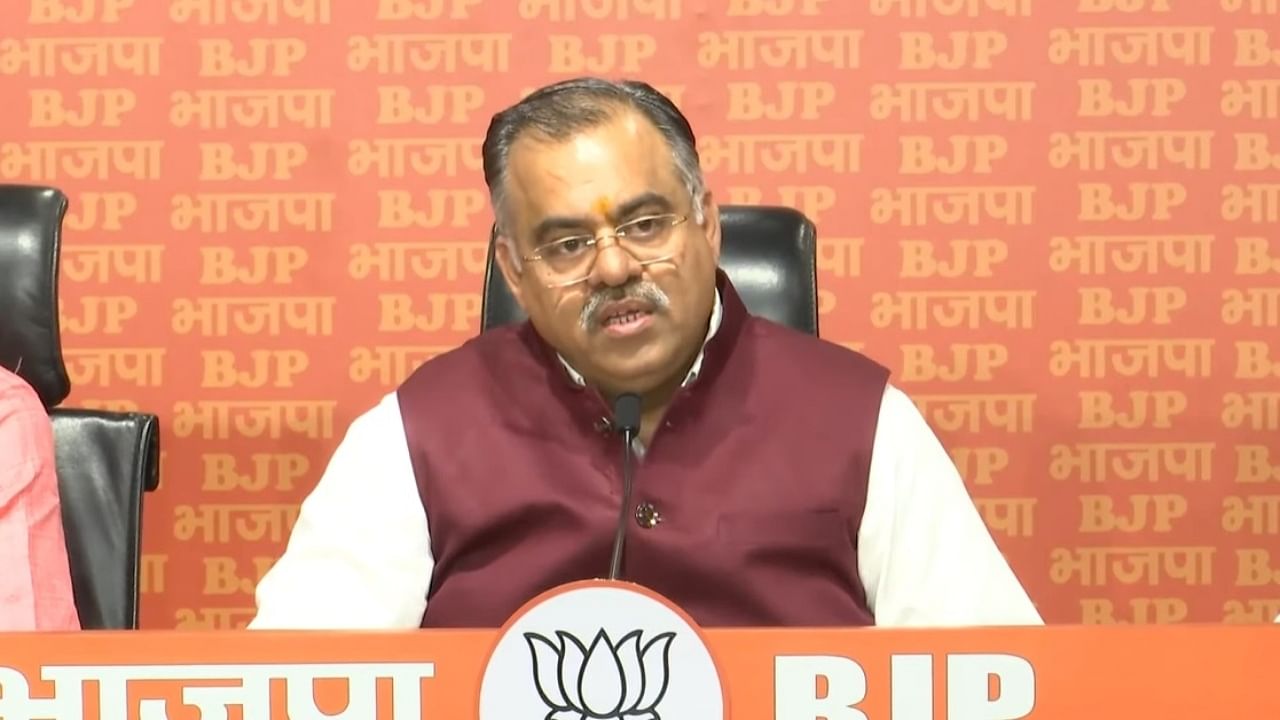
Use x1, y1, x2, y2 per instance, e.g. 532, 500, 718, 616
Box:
494, 110, 721, 397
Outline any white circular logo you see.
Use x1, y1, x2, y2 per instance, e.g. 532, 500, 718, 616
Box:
478, 581, 727, 720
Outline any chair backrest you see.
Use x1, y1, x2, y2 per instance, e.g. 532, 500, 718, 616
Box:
479, 204, 819, 335
0, 183, 162, 629
50, 409, 160, 629
0, 185, 70, 407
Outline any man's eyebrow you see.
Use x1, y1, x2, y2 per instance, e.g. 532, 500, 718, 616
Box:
530, 216, 591, 241
611, 191, 673, 220
530, 192, 674, 241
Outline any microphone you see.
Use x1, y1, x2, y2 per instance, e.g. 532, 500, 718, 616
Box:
607, 392, 642, 581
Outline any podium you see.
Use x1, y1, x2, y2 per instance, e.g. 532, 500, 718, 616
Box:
0, 581, 1277, 719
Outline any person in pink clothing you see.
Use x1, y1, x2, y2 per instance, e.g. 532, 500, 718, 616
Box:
0, 363, 80, 630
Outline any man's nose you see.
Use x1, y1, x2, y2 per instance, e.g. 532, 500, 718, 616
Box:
590, 237, 641, 287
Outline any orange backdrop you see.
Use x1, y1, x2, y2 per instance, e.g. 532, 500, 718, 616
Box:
1, 0, 1279, 630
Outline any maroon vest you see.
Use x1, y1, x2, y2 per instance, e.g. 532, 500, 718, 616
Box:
398, 272, 890, 628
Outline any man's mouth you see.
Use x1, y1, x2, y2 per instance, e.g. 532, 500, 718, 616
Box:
598, 302, 655, 336
604, 309, 648, 327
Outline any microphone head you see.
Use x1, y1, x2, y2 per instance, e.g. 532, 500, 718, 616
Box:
612, 393, 642, 434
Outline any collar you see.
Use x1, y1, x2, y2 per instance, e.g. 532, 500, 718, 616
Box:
557, 289, 724, 389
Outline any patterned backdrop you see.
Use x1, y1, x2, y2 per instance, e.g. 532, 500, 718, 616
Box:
1, 0, 1278, 630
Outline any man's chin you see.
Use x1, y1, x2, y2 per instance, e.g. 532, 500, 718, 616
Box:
591, 356, 674, 395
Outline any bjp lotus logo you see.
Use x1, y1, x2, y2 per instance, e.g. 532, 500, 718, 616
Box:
477, 581, 725, 719
524, 628, 676, 720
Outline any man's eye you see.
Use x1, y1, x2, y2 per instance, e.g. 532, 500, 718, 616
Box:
546, 238, 586, 256
625, 218, 663, 237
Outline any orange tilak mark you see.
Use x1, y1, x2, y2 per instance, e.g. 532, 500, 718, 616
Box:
593, 196, 613, 217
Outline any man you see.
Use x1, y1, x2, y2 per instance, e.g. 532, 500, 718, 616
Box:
0, 362, 80, 630
251, 78, 1041, 629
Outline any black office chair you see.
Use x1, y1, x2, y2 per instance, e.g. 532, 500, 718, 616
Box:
0, 184, 161, 630
480, 204, 819, 335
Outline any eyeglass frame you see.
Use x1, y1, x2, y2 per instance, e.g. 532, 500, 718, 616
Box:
516, 212, 690, 288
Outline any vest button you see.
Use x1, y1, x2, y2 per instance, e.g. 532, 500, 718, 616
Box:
635, 502, 661, 529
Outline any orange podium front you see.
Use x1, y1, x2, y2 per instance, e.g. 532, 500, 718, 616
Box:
0, 581, 1276, 719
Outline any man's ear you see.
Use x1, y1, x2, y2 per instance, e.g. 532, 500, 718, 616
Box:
492, 229, 526, 309
701, 191, 722, 262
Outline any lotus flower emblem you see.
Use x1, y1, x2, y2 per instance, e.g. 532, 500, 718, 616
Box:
524, 628, 676, 720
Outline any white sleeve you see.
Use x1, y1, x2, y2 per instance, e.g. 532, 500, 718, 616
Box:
857, 384, 1043, 627
248, 392, 434, 630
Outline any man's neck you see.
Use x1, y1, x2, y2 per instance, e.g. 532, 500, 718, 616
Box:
599, 352, 692, 446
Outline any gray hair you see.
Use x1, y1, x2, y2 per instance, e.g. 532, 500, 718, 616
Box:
481, 78, 707, 269
579, 280, 671, 330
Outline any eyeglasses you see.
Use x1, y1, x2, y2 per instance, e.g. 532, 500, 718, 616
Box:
521, 213, 688, 288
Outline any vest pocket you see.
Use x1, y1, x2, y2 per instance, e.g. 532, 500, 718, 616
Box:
715, 509, 851, 547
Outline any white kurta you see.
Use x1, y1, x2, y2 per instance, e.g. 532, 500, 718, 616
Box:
251, 294, 1044, 630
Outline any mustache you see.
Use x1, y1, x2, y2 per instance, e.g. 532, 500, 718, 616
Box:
580, 281, 671, 330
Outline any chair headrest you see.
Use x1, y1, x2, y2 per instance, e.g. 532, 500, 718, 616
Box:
0, 184, 71, 409
479, 204, 818, 335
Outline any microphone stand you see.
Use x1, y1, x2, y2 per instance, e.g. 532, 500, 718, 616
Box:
607, 393, 641, 581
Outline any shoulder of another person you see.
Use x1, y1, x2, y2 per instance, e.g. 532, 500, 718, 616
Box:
0, 367, 48, 421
